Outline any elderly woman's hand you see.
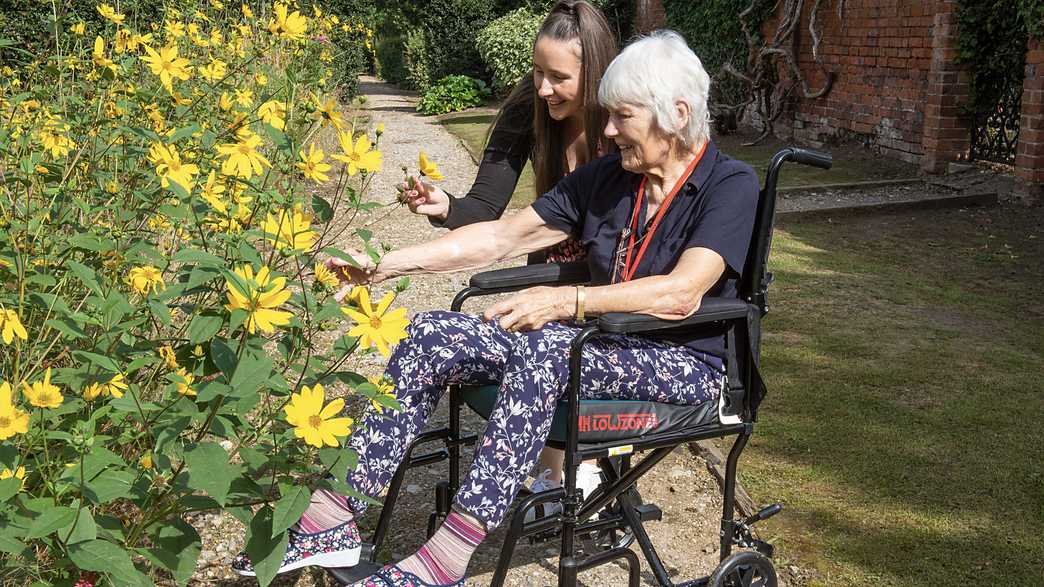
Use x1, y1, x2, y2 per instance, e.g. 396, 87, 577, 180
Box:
482, 286, 574, 332
325, 252, 377, 302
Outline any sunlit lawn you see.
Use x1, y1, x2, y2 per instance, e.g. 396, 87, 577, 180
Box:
746, 204, 1044, 586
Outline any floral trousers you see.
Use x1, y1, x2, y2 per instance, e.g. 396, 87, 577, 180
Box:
343, 310, 723, 529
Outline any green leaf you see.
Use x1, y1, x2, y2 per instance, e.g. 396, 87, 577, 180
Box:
187, 312, 224, 344
66, 260, 104, 295
244, 506, 290, 587
195, 380, 231, 402
72, 350, 121, 373
229, 350, 273, 399
272, 486, 311, 538
0, 478, 20, 502
143, 518, 201, 586
0, 535, 26, 555
172, 248, 225, 267
210, 338, 238, 379
68, 539, 152, 587
312, 194, 334, 223
61, 506, 97, 545
319, 446, 358, 483
149, 299, 173, 326
168, 123, 201, 143
319, 247, 361, 267
184, 442, 239, 506
25, 506, 77, 539
44, 318, 86, 339
83, 470, 135, 505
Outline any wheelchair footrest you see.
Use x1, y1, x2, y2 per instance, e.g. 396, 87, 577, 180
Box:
634, 502, 662, 522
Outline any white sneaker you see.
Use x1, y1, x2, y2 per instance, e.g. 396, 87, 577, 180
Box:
523, 464, 603, 523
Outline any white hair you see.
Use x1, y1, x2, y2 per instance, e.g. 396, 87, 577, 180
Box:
598, 30, 712, 148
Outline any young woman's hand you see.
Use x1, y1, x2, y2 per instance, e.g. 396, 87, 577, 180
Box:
400, 175, 450, 221
325, 253, 377, 301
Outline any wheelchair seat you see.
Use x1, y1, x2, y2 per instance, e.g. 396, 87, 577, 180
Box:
461, 384, 720, 445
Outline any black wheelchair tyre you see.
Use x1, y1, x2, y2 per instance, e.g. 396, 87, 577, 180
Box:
709, 550, 777, 587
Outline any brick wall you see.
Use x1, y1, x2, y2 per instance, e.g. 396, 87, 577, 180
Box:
764, 0, 942, 164
1015, 38, 1043, 201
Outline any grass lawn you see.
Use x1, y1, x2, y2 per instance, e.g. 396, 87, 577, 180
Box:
747, 204, 1044, 585
438, 110, 919, 209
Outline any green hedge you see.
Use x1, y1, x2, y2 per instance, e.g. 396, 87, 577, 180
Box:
477, 7, 545, 96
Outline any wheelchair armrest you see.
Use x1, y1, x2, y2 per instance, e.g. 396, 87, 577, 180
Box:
597, 297, 752, 334
469, 261, 590, 291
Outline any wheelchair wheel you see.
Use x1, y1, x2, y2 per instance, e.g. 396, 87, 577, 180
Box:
709, 551, 777, 587
581, 487, 640, 552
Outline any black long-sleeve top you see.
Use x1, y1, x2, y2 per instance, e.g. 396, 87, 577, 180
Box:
432, 100, 533, 229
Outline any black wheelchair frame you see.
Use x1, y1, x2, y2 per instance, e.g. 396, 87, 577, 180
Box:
329, 147, 832, 587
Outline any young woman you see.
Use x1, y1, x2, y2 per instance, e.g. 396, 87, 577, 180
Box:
402, 0, 618, 503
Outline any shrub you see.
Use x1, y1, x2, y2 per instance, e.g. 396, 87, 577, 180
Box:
417, 75, 491, 115
0, 3, 407, 586
476, 7, 545, 96
403, 27, 434, 91
376, 35, 408, 85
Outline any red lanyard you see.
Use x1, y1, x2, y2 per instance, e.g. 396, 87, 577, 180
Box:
621, 142, 708, 282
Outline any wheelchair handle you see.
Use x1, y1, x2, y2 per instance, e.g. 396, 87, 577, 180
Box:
788, 148, 832, 169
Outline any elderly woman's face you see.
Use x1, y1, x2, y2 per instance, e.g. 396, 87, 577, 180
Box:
604, 104, 673, 173
533, 37, 583, 122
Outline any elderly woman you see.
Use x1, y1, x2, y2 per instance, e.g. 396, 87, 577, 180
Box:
233, 30, 759, 587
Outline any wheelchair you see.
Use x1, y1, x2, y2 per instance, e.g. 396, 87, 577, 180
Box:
329, 147, 832, 586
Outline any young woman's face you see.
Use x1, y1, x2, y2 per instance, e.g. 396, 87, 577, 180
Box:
533, 36, 583, 122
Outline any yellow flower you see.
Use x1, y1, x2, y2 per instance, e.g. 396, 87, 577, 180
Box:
314, 262, 340, 289
96, 3, 125, 25
224, 265, 293, 334
0, 381, 30, 440
201, 170, 227, 212
173, 368, 196, 396
70, 22, 86, 36
165, 20, 186, 39
267, 2, 309, 41
192, 345, 206, 359
216, 130, 270, 179
255, 72, 268, 86
0, 307, 28, 345
418, 151, 444, 181
148, 142, 198, 190
258, 100, 286, 130
92, 36, 116, 71
296, 144, 331, 183
199, 59, 227, 83
22, 368, 63, 409
218, 91, 234, 111
332, 132, 382, 176
127, 265, 166, 295
141, 45, 192, 92
139, 453, 153, 469
83, 372, 128, 401
0, 466, 26, 490
312, 94, 345, 131
242, 3, 254, 19
158, 345, 179, 370
366, 375, 397, 414
37, 119, 75, 159
233, 88, 253, 107
376, 122, 385, 135
341, 289, 409, 357
262, 205, 317, 252
283, 383, 352, 448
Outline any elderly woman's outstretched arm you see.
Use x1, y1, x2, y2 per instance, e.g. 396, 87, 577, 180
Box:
332, 207, 569, 291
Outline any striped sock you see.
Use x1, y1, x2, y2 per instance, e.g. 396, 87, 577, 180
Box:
397, 509, 486, 584
293, 488, 355, 533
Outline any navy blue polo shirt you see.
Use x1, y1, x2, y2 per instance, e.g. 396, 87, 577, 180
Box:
530, 141, 759, 363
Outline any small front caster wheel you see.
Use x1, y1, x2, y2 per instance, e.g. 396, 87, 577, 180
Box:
709, 550, 777, 587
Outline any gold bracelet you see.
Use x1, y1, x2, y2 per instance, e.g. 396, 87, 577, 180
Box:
575, 285, 586, 322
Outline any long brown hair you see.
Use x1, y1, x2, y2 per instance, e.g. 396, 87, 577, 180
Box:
494, 0, 618, 197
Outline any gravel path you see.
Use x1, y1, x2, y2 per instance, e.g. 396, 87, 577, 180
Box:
189, 76, 812, 587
